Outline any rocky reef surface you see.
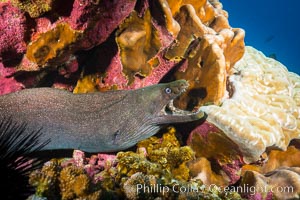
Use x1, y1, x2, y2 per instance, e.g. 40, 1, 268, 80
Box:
0, 0, 299, 199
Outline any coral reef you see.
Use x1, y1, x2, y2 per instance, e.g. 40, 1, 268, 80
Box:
96, 0, 245, 105
188, 157, 231, 186
3, 0, 300, 199
240, 167, 300, 200
115, 10, 163, 84
117, 127, 195, 182
73, 74, 101, 93
199, 46, 300, 163
242, 145, 300, 174
0, 2, 27, 67
25, 23, 82, 67
167, 2, 245, 109
29, 160, 61, 199
69, 0, 137, 49
117, 127, 242, 199
237, 145, 300, 199
29, 128, 243, 199
165, 1, 244, 108
0, 75, 24, 95
187, 121, 244, 185
9, 0, 53, 18
0, 0, 137, 94
186, 46, 300, 193
122, 172, 242, 200
59, 166, 101, 200
29, 159, 103, 200
0, 0, 244, 101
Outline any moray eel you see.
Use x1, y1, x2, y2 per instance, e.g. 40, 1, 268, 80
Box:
0, 80, 205, 152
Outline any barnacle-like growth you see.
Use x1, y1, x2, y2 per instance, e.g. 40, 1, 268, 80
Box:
137, 127, 195, 181
117, 127, 195, 183
10, 0, 53, 18
29, 160, 61, 199
201, 46, 300, 163
122, 171, 242, 200
60, 166, 101, 200
25, 23, 82, 67
116, 151, 162, 179
123, 172, 158, 200
0, 2, 27, 65
29, 160, 102, 199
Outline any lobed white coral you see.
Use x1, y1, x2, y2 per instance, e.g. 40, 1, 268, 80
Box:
201, 46, 300, 163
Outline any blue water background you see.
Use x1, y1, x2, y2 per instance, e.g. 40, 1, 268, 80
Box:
221, 0, 300, 75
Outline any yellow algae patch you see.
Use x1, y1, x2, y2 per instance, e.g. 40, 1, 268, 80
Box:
10, 0, 53, 18
73, 74, 101, 94
26, 23, 82, 66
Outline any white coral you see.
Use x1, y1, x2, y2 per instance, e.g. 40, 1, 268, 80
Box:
201, 46, 300, 163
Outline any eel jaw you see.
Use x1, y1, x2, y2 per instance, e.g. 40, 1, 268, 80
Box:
161, 99, 198, 116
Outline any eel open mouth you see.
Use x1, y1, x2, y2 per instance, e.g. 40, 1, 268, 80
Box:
163, 99, 197, 116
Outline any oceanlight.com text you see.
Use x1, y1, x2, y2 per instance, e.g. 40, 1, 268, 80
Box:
208, 184, 294, 195
136, 183, 294, 196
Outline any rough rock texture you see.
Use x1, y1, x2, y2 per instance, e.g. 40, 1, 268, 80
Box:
188, 157, 231, 186
69, 0, 137, 49
0, 2, 27, 67
242, 145, 300, 175
0, 75, 24, 95
199, 46, 300, 163
187, 121, 244, 185
241, 167, 300, 200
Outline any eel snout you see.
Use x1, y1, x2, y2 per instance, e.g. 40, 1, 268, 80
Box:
168, 79, 189, 95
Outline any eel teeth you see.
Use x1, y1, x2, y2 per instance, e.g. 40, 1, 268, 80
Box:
165, 100, 195, 115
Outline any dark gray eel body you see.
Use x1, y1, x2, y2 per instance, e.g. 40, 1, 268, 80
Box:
0, 80, 204, 152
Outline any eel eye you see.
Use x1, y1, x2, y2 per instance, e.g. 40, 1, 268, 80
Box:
165, 87, 172, 94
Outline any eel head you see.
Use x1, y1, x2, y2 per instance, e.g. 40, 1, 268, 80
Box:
106, 80, 206, 151
142, 79, 206, 124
